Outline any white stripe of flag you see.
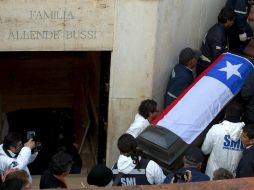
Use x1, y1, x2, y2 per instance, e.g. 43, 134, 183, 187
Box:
152, 53, 254, 144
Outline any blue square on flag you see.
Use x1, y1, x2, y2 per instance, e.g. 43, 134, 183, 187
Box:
206, 54, 254, 95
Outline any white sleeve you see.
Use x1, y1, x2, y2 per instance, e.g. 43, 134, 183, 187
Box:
146, 160, 165, 184
14, 147, 32, 169
126, 122, 148, 138
201, 127, 215, 155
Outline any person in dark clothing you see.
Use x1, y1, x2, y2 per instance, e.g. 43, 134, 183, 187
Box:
226, 0, 253, 52
164, 147, 210, 183
197, 7, 235, 75
39, 151, 73, 189
236, 124, 254, 178
164, 47, 200, 108
241, 72, 254, 124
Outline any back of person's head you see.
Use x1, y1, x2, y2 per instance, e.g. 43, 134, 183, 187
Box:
2, 170, 30, 190
49, 151, 73, 176
138, 99, 157, 119
218, 7, 235, 23
242, 124, 254, 140
0, 178, 24, 190
118, 134, 137, 154
117, 134, 142, 165
213, 168, 234, 180
183, 147, 204, 167
225, 102, 243, 121
87, 164, 113, 187
3, 132, 22, 150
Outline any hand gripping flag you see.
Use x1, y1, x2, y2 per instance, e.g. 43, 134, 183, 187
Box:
152, 53, 254, 144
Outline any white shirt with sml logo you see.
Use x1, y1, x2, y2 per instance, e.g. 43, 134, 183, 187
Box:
201, 120, 245, 179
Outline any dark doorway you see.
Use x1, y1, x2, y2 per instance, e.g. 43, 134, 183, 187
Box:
0, 51, 110, 174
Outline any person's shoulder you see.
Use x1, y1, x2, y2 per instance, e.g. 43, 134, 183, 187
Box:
207, 23, 224, 37
146, 160, 161, 169
190, 168, 210, 182
209, 122, 225, 132
174, 64, 192, 76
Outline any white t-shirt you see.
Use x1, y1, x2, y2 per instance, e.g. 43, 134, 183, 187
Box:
126, 113, 150, 138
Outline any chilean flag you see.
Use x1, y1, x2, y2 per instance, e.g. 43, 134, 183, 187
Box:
152, 53, 254, 144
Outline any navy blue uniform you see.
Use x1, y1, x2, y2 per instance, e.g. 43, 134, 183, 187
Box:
112, 159, 150, 186
226, 0, 253, 52
197, 23, 227, 75
236, 145, 254, 178
164, 63, 193, 108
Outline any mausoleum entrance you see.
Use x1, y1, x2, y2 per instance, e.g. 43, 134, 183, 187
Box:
0, 51, 110, 174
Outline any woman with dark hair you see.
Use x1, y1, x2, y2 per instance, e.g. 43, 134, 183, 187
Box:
39, 151, 73, 189
112, 134, 165, 186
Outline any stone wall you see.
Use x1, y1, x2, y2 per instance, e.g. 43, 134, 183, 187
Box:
107, 0, 226, 167
0, 0, 114, 51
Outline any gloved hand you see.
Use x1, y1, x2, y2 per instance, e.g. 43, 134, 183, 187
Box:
239, 33, 247, 42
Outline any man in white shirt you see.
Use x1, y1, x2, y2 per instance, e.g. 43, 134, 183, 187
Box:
126, 99, 158, 138
0, 132, 38, 183
201, 102, 245, 178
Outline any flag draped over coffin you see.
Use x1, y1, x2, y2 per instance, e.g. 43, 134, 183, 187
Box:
152, 53, 254, 144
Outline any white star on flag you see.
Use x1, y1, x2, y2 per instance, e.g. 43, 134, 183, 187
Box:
219, 61, 242, 80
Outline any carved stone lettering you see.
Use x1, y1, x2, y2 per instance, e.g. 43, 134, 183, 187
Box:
0, 0, 114, 51
29, 10, 75, 20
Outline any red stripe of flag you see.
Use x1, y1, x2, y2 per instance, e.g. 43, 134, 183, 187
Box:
151, 53, 226, 125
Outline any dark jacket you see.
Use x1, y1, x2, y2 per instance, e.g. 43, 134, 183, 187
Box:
197, 23, 228, 75
236, 145, 254, 178
164, 167, 210, 183
40, 169, 67, 189
241, 73, 254, 123
164, 63, 194, 107
200, 23, 227, 65
226, 0, 253, 36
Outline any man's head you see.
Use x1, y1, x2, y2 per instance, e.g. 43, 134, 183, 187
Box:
49, 151, 73, 176
87, 164, 113, 187
183, 147, 204, 169
218, 7, 235, 28
179, 47, 200, 69
240, 124, 254, 146
225, 101, 243, 121
138, 99, 158, 122
3, 132, 23, 154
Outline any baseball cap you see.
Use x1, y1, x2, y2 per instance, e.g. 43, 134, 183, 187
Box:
179, 47, 201, 65
184, 147, 204, 164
